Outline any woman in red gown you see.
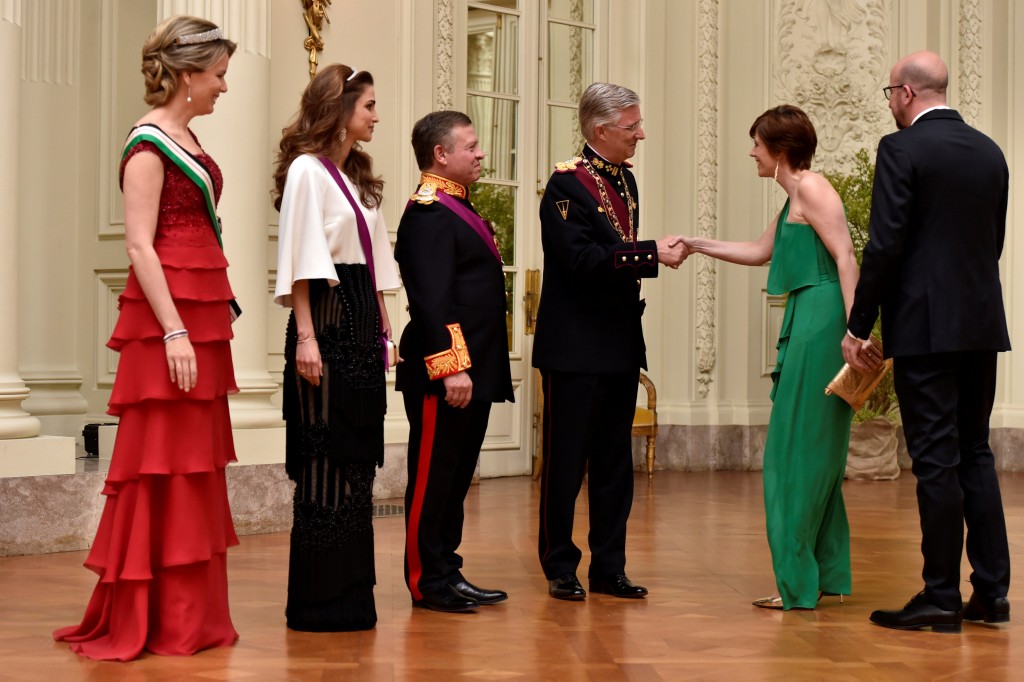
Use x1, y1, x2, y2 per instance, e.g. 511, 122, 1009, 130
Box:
53, 16, 240, 661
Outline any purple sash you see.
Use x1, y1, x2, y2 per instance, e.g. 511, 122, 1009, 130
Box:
407, 190, 503, 264
318, 157, 390, 367
572, 164, 633, 243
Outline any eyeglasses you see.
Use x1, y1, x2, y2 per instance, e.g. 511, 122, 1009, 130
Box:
613, 118, 644, 133
882, 84, 916, 100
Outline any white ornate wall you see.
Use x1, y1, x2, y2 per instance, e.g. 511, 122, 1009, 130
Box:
2, 0, 1024, 483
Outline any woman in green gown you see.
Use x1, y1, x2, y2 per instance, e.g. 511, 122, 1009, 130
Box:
683, 105, 859, 610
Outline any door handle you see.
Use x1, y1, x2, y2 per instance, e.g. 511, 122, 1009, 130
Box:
524, 269, 540, 335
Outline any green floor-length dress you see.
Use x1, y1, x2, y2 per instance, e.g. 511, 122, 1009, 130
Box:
763, 200, 853, 610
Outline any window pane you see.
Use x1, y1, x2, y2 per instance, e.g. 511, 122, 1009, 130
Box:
468, 9, 519, 95
467, 95, 518, 181
547, 23, 593, 103
475, 0, 518, 9
547, 106, 584, 169
504, 271, 515, 351
547, 0, 594, 23
469, 182, 516, 266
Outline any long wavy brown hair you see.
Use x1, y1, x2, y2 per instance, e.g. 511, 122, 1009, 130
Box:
272, 64, 383, 211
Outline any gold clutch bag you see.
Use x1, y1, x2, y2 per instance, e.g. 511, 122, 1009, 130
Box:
825, 336, 893, 411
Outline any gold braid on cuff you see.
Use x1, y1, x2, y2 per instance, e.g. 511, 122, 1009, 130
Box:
424, 323, 472, 380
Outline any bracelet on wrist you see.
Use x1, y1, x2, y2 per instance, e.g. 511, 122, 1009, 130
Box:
297, 335, 317, 345
163, 329, 188, 343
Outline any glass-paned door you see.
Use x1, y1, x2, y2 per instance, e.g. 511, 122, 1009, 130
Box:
468, 1, 520, 352
467, 0, 528, 476
543, 0, 594, 172
464, 0, 597, 478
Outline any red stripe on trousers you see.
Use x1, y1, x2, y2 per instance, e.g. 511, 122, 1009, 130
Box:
405, 394, 438, 601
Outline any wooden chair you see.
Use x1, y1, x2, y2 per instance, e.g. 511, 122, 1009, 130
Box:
632, 372, 658, 482
532, 370, 659, 482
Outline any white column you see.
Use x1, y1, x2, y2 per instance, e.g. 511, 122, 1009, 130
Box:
18, 0, 89, 437
0, 3, 41, 441
160, 1, 285, 463
0, 1, 75, 477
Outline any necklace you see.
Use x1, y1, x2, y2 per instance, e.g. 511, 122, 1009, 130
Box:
580, 157, 635, 244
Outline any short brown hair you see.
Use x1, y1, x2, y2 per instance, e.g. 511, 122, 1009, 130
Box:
748, 105, 817, 171
411, 111, 473, 171
141, 16, 237, 106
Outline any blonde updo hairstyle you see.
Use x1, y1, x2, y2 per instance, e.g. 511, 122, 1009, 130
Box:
141, 15, 237, 106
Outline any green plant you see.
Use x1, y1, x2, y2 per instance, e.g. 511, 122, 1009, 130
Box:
470, 174, 516, 341
824, 149, 900, 425
470, 173, 515, 265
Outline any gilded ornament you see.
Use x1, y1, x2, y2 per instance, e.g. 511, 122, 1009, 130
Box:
302, 0, 332, 79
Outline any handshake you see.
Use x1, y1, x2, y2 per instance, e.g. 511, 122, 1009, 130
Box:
656, 235, 693, 269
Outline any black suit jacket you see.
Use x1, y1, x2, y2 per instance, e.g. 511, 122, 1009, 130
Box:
395, 192, 514, 403
848, 109, 1010, 356
532, 148, 660, 374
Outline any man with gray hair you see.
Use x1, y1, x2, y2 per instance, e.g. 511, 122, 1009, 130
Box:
533, 82, 685, 601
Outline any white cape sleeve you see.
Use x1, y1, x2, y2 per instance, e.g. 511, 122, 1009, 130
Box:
274, 155, 340, 307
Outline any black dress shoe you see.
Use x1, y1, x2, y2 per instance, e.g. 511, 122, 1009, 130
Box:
451, 580, 508, 605
413, 585, 479, 613
869, 591, 962, 633
548, 574, 586, 601
963, 593, 1010, 623
589, 574, 648, 599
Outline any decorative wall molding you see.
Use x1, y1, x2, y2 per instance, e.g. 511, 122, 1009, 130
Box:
761, 292, 786, 377
434, 0, 454, 109
957, 0, 982, 126
568, 0, 585, 154
694, 0, 719, 399
158, 0, 270, 58
2, 0, 21, 26
771, 0, 891, 173
20, 0, 76, 85
95, 271, 128, 388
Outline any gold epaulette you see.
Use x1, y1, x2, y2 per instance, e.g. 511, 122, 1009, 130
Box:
554, 156, 583, 173
411, 183, 439, 205
424, 323, 472, 380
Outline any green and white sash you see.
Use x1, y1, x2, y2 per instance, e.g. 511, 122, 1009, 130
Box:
121, 124, 241, 321
121, 124, 223, 248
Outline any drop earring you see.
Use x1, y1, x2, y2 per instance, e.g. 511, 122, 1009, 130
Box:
340, 127, 347, 143
773, 159, 779, 182
186, 83, 192, 104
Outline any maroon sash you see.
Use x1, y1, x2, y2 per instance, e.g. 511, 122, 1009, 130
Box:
406, 192, 504, 264
319, 157, 391, 368
572, 164, 634, 242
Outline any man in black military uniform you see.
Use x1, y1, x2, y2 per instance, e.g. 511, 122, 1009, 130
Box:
395, 111, 515, 613
533, 82, 685, 601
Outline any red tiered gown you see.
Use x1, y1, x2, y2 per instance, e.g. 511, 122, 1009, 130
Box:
54, 138, 240, 661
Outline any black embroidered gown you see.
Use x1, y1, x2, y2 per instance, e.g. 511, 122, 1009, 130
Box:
274, 155, 400, 631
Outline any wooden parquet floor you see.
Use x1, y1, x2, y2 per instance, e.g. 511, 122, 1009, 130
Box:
2, 470, 1023, 681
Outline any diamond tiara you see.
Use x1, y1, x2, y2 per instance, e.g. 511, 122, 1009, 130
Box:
175, 27, 223, 46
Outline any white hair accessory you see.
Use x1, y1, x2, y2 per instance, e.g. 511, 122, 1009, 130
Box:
347, 69, 360, 82
175, 27, 224, 46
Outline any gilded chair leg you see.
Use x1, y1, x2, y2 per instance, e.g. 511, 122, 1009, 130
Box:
646, 436, 655, 482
